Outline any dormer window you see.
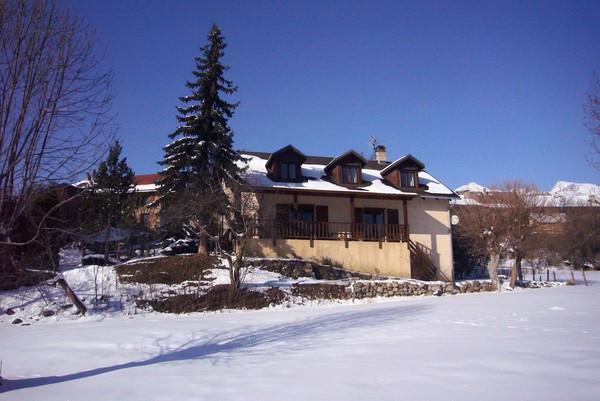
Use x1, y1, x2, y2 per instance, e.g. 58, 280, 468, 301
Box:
342, 165, 360, 184
265, 145, 307, 182
380, 154, 425, 190
324, 150, 367, 187
401, 170, 417, 188
280, 162, 297, 180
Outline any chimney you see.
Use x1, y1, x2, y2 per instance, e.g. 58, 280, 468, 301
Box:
375, 145, 387, 164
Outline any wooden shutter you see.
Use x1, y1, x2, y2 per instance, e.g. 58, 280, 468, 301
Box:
316, 205, 328, 222
353, 207, 364, 239
276, 204, 290, 222
386, 209, 399, 225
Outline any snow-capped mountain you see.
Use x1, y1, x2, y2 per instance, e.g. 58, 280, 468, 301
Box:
550, 181, 600, 199
454, 181, 600, 206
454, 182, 490, 194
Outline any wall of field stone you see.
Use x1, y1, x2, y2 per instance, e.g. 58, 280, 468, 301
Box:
243, 258, 380, 280
350, 280, 490, 298
245, 258, 561, 299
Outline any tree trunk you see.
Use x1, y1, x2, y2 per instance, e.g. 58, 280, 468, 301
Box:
55, 278, 87, 315
487, 253, 501, 291
581, 267, 588, 286
509, 258, 518, 289
198, 231, 208, 256
231, 235, 247, 290
104, 221, 111, 265
516, 253, 523, 281
569, 265, 577, 284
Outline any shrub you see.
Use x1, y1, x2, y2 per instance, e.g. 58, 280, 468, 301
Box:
117, 254, 215, 285
147, 285, 287, 313
291, 283, 351, 300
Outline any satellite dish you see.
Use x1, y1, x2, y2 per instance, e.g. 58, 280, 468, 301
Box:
451, 215, 460, 225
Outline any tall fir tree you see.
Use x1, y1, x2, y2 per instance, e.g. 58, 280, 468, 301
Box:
158, 24, 243, 253
84, 141, 135, 262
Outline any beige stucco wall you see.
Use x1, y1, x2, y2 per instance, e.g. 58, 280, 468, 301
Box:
246, 238, 411, 278
406, 197, 454, 280
251, 192, 454, 280
255, 193, 405, 223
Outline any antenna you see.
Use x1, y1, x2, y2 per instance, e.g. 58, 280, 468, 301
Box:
369, 135, 378, 158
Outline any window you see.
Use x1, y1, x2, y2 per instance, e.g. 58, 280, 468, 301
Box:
342, 165, 359, 184
291, 204, 313, 222
140, 213, 151, 226
280, 162, 297, 180
401, 171, 416, 187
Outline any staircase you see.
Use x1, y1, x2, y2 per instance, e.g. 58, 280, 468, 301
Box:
408, 240, 450, 282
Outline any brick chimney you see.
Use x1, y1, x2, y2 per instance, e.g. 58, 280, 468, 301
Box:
375, 145, 387, 164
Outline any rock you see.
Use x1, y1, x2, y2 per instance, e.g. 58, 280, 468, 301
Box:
6, 308, 15, 315
42, 310, 56, 317
12, 318, 23, 324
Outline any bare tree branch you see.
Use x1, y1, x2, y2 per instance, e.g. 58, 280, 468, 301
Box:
0, 0, 115, 282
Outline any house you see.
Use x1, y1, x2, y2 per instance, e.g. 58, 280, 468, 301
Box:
132, 173, 161, 228
132, 145, 459, 281
238, 145, 459, 281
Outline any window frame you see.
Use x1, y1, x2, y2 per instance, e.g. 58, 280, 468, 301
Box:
342, 164, 361, 184
400, 170, 417, 188
279, 161, 298, 181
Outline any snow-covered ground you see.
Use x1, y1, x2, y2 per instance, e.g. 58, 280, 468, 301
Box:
1, 258, 599, 400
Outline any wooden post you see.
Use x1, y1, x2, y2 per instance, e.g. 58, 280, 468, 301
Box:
402, 199, 409, 242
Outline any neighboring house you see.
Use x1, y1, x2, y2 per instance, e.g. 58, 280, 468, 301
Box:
132, 145, 459, 281
453, 181, 600, 236
132, 174, 161, 229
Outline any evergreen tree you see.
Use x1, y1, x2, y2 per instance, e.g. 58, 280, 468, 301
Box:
158, 24, 243, 254
84, 141, 135, 262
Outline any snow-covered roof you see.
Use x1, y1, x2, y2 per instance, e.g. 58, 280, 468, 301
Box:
455, 182, 490, 194
241, 152, 458, 199
131, 151, 458, 199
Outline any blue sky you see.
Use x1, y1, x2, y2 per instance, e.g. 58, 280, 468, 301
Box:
70, 0, 599, 191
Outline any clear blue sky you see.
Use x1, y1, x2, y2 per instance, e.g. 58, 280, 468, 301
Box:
69, 0, 599, 191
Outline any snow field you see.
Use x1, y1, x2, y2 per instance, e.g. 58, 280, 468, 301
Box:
1, 272, 599, 400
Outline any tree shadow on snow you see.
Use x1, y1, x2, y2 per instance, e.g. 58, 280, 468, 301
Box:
1, 303, 428, 393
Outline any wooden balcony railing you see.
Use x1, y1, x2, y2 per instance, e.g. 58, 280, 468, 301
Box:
247, 219, 408, 243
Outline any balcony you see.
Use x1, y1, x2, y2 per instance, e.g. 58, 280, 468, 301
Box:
247, 219, 408, 244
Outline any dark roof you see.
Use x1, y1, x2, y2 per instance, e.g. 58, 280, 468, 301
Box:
134, 174, 161, 185
381, 154, 425, 175
265, 144, 307, 169
244, 150, 392, 171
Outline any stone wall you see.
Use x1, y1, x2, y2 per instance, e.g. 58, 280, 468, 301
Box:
350, 280, 494, 298
244, 258, 562, 300
243, 258, 381, 280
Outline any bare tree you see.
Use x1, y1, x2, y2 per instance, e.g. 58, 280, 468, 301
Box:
585, 71, 600, 169
0, 0, 114, 282
559, 200, 600, 286
493, 181, 545, 287
454, 180, 544, 290
159, 175, 257, 290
